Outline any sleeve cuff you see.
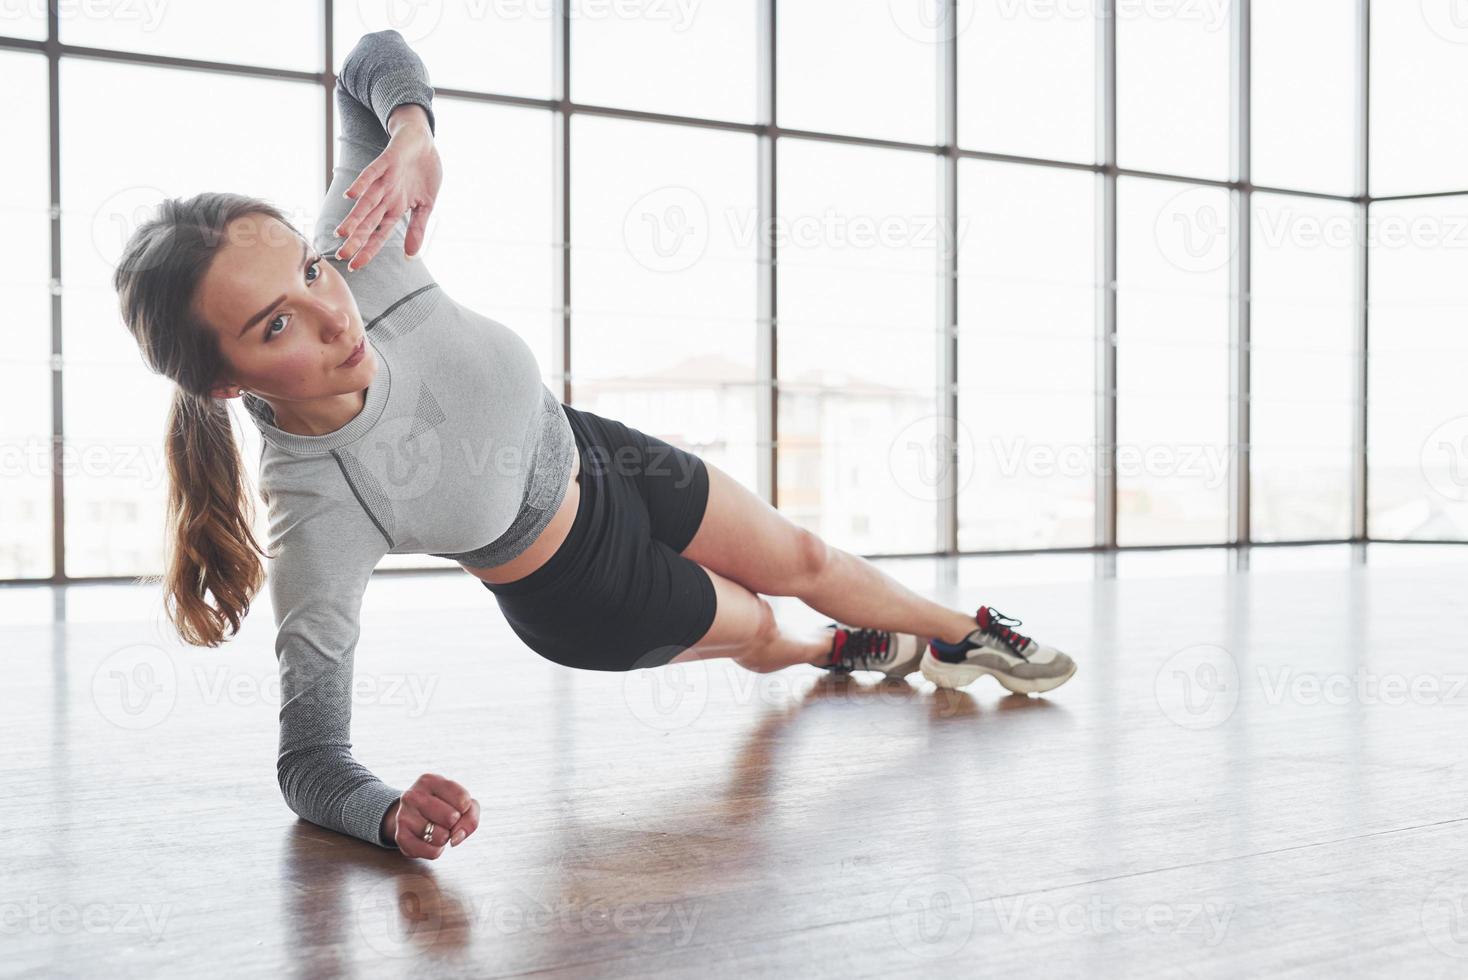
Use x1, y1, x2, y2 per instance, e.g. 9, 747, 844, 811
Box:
368, 70, 436, 138
343, 779, 404, 850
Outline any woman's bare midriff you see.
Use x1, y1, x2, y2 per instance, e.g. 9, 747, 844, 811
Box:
459, 451, 581, 586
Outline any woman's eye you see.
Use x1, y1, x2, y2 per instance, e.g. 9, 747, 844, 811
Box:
265, 257, 322, 341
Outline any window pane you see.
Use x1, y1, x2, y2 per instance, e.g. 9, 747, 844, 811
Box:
1116, 177, 1232, 546
1367, 197, 1468, 540
776, 138, 942, 554
61, 61, 322, 578
957, 0, 1093, 164
63, 0, 320, 72
397, 98, 558, 390
574, 383, 759, 492
778, 0, 940, 145
1117, 0, 1232, 180
1251, 0, 1356, 195
336, 4, 554, 101
1370, 2, 1468, 196
1, 51, 52, 579
1250, 194, 1357, 542
957, 161, 1095, 551
572, 2, 756, 122
0, 4, 45, 39
570, 115, 757, 482
778, 387, 943, 555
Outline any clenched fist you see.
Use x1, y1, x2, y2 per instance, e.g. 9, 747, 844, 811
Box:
381, 773, 481, 859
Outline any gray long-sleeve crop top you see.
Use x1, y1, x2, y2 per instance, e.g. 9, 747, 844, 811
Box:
241, 29, 576, 849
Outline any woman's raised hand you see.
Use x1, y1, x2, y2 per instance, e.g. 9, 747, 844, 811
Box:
383, 772, 481, 860
334, 106, 442, 272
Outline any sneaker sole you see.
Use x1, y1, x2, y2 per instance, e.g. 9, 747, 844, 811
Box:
920, 652, 1077, 695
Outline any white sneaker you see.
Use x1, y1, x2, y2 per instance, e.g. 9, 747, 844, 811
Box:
920, 606, 1077, 695
817, 623, 927, 679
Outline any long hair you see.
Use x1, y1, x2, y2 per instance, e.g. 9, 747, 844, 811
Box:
114, 192, 295, 648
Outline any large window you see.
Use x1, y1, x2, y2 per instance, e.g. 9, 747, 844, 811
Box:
6, 2, 1466, 583
0, 50, 51, 579
1368, 197, 1468, 540
570, 115, 759, 490
957, 161, 1095, 551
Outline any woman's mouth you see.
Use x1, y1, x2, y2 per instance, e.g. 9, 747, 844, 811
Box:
339, 338, 366, 368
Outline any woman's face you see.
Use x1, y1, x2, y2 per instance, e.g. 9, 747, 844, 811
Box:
195, 213, 374, 402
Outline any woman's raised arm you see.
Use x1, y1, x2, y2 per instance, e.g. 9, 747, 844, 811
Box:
312, 29, 442, 316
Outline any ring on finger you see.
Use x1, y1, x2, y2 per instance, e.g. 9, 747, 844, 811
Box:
422, 820, 436, 844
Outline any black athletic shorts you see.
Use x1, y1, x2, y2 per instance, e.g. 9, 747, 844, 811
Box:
480, 403, 717, 672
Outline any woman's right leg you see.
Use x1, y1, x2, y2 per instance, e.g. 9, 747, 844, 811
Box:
670, 563, 835, 674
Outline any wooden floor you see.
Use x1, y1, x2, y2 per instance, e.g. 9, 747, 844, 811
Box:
4, 543, 1468, 978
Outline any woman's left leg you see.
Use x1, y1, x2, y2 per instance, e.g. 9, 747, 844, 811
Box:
678, 461, 978, 646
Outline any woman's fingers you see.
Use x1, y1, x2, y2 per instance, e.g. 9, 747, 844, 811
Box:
448, 798, 480, 847
396, 811, 447, 860
404, 203, 433, 257
426, 775, 472, 813
405, 784, 463, 832
351, 206, 405, 270
339, 200, 392, 269
336, 172, 388, 241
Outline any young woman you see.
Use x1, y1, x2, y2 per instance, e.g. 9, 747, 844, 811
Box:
114, 30, 1076, 861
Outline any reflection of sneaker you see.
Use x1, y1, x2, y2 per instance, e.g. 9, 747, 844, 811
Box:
818, 624, 927, 679
921, 606, 1077, 695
